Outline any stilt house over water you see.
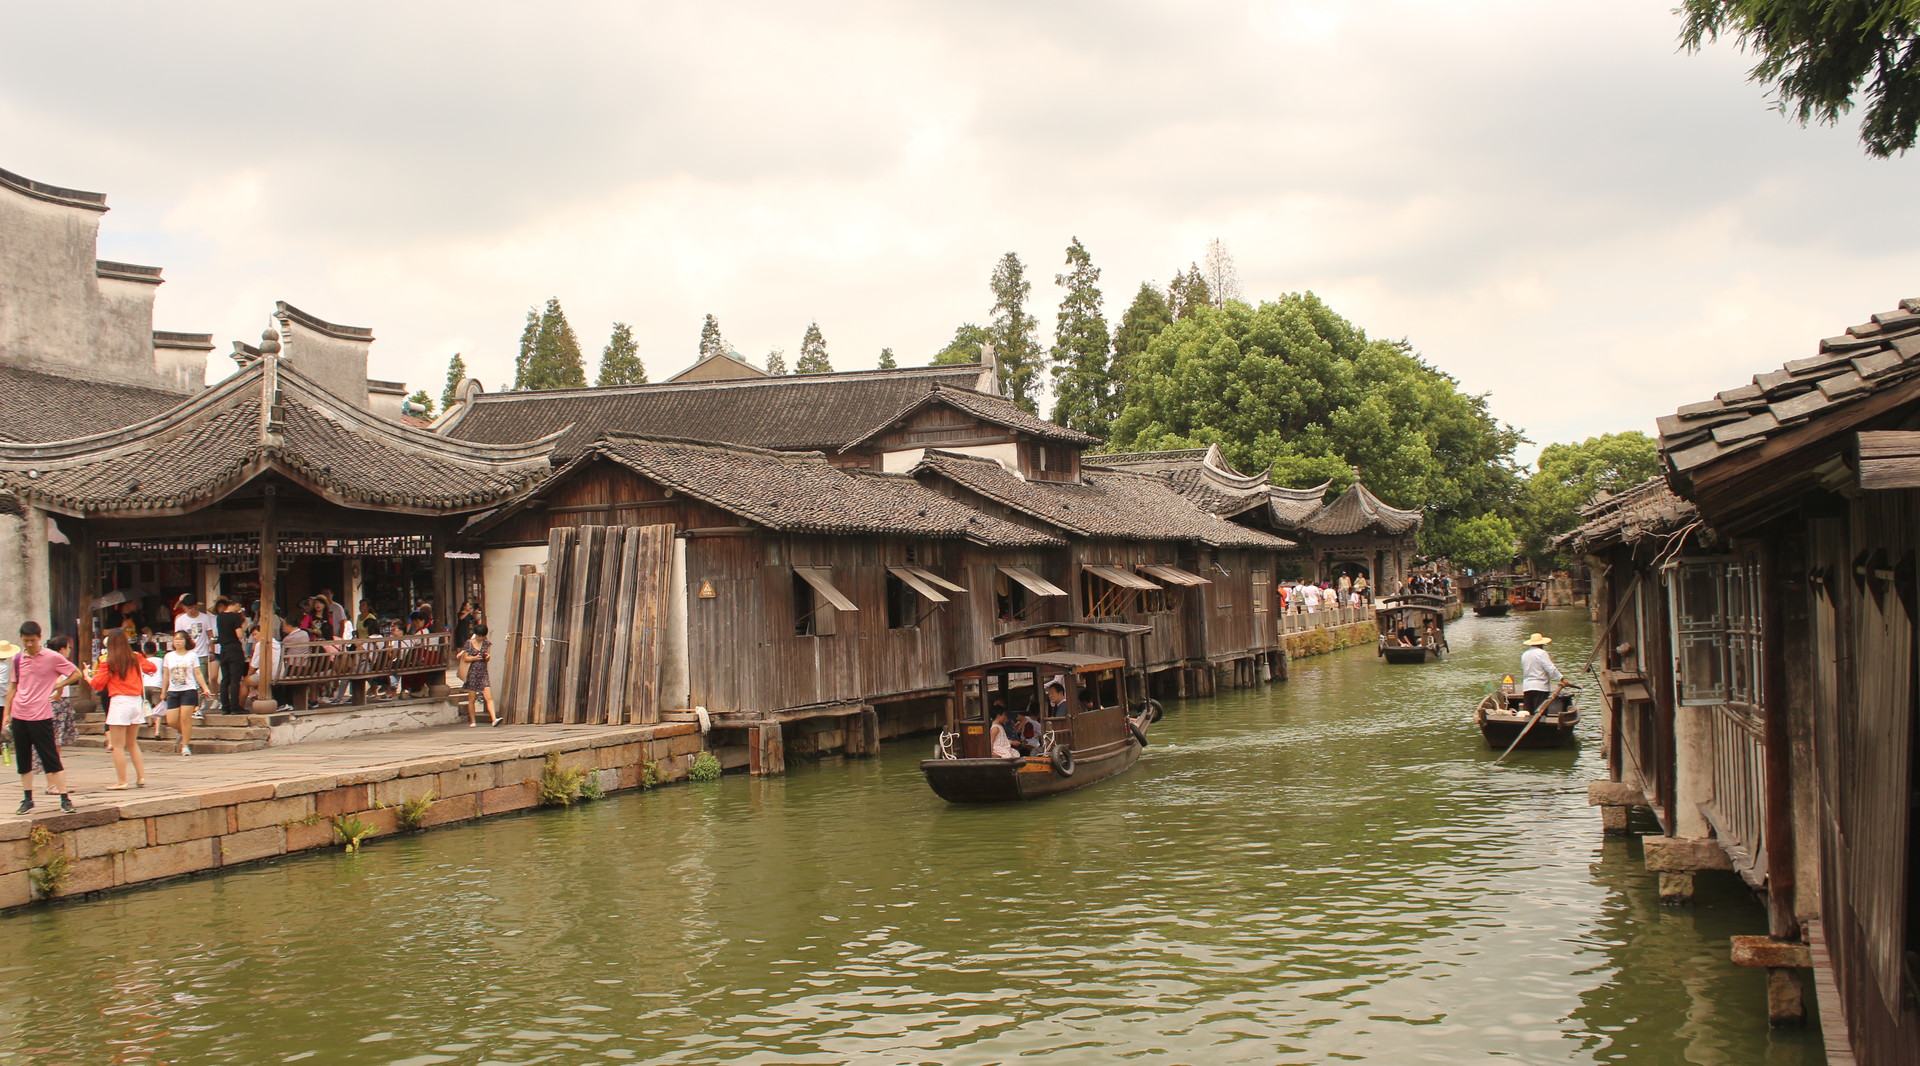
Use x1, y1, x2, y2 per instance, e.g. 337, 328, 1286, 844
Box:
1570, 297, 1920, 1063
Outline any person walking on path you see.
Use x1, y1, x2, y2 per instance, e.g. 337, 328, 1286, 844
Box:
1520, 633, 1563, 714
91, 629, 157, 788
161, 630, 214, 756
458, 623, 500, 726
5, 622, 84, 814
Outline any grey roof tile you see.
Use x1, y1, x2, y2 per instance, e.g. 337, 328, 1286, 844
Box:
1815, 370, 1870, 400
1711, 411, 1780, 444
1768, 389, 1832, 425
0, 364, 187, 443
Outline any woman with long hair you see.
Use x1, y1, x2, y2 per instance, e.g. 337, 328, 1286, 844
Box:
90, 629, 157, 788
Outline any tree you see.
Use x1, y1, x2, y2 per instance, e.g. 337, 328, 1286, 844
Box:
597, 322, 647, 386
699, 314, 729, 362
405, 389, 435, 418
513, 309, 538, 389
519, 298, 587, 390
988, 253, 1043, 412
1443, 512, 1520, 574
1112, 283, 1173, 375
1048, 237, 1115, 436
795, 321, 832, 374
1167, 264, 1212, 321
1106, 293, 1523, 555
764, 347, 789, 375
1680, 1, 1920, 157
933, 323, 989, 365
877, 347, 897, 369
1203, 238, 1242, 306
1516, 431, 1663, 564
441, 352, 466, 411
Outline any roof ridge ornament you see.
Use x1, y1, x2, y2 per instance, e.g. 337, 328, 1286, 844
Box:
260, 326, 286, 445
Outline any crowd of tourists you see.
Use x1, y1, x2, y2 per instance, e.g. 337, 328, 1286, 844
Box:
1276, 573, 1370, 613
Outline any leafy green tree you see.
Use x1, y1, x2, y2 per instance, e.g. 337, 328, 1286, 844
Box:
1111, 283, 1173, 411
988, 253, 1043, 412
795, 321, 832, 373
1517, 431, 1663, 564
513, 309, 538, 389
597, 322, 647, 386
405, 389, 435, 418
441, 352, 466, 411
1443, 512, 1520, 574
1107, 293, 1523, 554
1680, 1, 1920, 157
699, 314, 729, 362
1048, 237, 1114, 436
764, 347, 789, 375
520, 298, 587, 390
933, 323, 989, 365
1168, 264, 1212, 320
877, 347, 897, 369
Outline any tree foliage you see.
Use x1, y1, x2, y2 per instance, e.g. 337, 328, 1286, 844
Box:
513, 309, 538, 389
1203, 238, 1241, 306
795, 321, 832, 374
764, 347, 789, 375
877, 347, 897, 369
518, 298, 587, 391
1106, 293, 1523, 555
988, 253, 1044, 413
1446, 511, 1520, 574
933, 323, 988, 365
1048, 237, 1115, 436
699, 314, 729, 362
405, 389, 435, 417
1517, 431, 1663, 564
1680, 0, 1920, 157
1111, 283, 1173, 413
1167, 263, 1213, 321
597, 322, 647, 386
441, 352, 466, 411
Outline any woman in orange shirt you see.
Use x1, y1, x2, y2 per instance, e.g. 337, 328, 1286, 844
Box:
91, 629, 158, 789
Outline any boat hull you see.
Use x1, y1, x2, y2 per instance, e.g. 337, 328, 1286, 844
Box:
1476, 695, 1578, 749
1381, 644, 1440, 664
921, 739, 1141, 803
1508, 601, 1543, 612
1473, 603, 1511, 617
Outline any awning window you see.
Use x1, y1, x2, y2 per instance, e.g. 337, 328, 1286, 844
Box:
905, 566, 966, 593
1083, 564, 1161, 591
1139, 564, 1210, 586
794, 567, 858, 611
999, 565, 1068, 597
886, 566, 951, 603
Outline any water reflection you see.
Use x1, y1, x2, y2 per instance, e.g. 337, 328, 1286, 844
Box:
0, 610, 1822, 1064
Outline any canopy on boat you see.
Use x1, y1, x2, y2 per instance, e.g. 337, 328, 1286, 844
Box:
952, 650, 1126, 679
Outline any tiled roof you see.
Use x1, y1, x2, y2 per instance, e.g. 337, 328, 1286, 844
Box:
442, 364, 988, 459
1559, 476, 1698, 554
1659, 297, 1920, 476
1296, 480, 1423, 536
1087, 444, 1272, 518
1267, 483, 1333, 528
0, 363, 188, 443
528, 434, 1063, 548
843, 384, 1102, 450
913, 450, 1296, 549
0, 358, 556, 516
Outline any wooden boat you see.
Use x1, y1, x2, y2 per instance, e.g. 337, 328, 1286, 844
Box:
1375, 597, 1448, 663
1475, 682, 1579, 749
921, 622, 1161, 803
1472, 577, 1512, 617
1508, 579, 1546, 612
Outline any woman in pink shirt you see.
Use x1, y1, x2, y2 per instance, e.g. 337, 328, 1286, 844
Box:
4, 621, 84, 814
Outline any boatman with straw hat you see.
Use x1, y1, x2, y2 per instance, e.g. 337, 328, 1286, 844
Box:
1520, 633, 1562, 715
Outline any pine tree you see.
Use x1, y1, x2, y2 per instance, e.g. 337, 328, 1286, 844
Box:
1047, 237, 1114, 436
1167, 264, 1213, 321
522, 298, 587, 390
405, 389, 435, 417
699, 314, 729, 362
877, 347, 897, 369
1112, 283, 1173, 414
597, 322, 647, 386
442, 352, 467, 411
513, 308, 538, 389
988, 252, 1043, 413
933, 324, 988, 365
1203, 238, 1241, 306
764, 347, 789, 375
795, 321, 832, 374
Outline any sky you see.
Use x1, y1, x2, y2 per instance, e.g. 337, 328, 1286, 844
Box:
4, 1, 1914, 466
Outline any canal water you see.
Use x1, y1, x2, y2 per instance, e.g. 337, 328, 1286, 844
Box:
0, 610, 1825, 1065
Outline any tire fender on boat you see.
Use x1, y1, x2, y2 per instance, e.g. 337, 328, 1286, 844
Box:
1135, 699, 1163, 724
1126, 719, 1149, 748
1050, 745, 1076, 777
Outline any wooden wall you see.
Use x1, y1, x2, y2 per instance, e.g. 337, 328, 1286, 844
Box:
481, 461, 737, 546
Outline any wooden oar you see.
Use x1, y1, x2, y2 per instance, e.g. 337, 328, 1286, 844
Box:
1494, 680, 1569, 764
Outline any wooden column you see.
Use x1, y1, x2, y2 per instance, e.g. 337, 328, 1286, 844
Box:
251, 487, 279, 714
430, 524, 453, 696
71, 524, 98, 714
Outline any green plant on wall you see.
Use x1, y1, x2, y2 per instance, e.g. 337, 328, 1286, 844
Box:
394, 793, 436, 832
26, 826, 71, 899
641, 760, 660, 789
329, 813, 375, 852
537, 753, 590, 806
688, 750, 722, 783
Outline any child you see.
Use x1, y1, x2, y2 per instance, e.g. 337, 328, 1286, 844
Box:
457, 623, 500, 726
161, 630, 214, 756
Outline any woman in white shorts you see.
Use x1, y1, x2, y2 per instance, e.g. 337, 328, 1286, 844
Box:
89, 629, 158, 788
161, 630, 215, 756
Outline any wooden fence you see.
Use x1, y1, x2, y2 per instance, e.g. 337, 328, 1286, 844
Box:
499, 524, 674, 724
1704, 703, 1767, 882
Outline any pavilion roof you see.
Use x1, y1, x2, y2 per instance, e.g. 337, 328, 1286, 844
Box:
0, 356, 557, 517
0, 363, 188, 443
1295, 479, 1422, 537
1089, 444, 1273, 518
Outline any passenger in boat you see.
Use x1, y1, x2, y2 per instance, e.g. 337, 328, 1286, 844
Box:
1520, 633, 1562, 713
988, 706, 1018, 759
1010, 707, 1044, 755
1044, 681, 1068, 717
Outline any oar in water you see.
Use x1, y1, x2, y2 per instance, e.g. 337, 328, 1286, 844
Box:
1494, 680, 1570, 764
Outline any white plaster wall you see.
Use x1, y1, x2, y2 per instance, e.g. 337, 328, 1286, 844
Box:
1672, 704, 1715, 839
281, 317, 371, 408
366, 388, 407, 421
154, 345, 209, 390
879, 441, 1020, 474
0, 505, 51, 637
481, 545, 548, 640
92, 275, 163, 382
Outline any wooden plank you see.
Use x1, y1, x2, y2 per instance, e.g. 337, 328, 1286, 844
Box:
583, 526, 622, 724
502, 571, 541, 722
533, 527, 574, 724
558, 525, 599, 723
629, 525, 672, 724
600, 530, 638, 724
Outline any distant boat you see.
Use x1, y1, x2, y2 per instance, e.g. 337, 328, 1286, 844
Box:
1474, 680, 1578, 749
1375, 596, 1449, 663
1471, 576, 1512, 617
1508, 579, 1546, 613
921, 623, 1161, 803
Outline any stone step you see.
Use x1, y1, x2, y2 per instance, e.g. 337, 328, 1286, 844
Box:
68, 736, 271, 755
78, 723, 270, 741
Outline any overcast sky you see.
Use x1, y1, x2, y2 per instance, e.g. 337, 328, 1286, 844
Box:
4, 1, 1914, 464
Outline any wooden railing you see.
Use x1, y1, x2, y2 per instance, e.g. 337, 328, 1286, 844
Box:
1277, 605, 1370, 633
1704, 703, 1767, 880
276, 632, 452, 683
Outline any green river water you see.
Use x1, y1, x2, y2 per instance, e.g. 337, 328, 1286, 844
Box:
0, 609, 1826, 1065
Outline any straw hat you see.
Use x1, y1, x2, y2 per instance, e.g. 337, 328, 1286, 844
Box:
1524, 633, 1552, 646
0, 640, 19, 656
